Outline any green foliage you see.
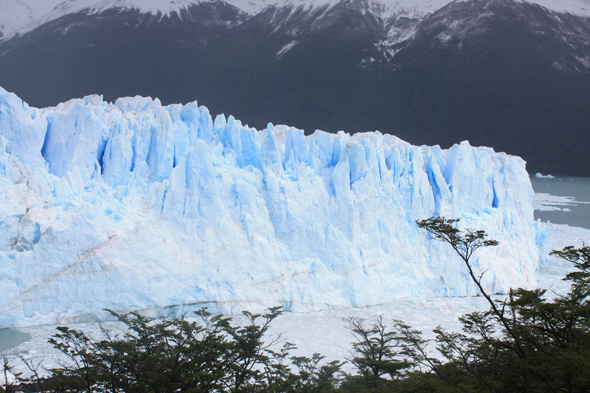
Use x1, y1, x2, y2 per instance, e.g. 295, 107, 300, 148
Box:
46, 309, 247, 392
3, 216, 589, 392
415, 216, 590, 393
416, 217, 499, 263
338, 316, 413, 392
2, 307, 343, 393
346, 316, 412, 381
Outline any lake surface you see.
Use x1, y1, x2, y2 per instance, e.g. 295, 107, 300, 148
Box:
0, 329, 31, 354
531, 176, 590, 229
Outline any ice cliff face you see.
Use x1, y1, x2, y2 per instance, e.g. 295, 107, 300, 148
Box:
0, 87, 541, 328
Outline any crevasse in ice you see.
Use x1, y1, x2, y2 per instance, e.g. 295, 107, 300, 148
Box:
0, 87, 542, 328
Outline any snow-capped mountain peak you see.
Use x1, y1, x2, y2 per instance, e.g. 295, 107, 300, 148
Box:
2, 0, 206, 39
518, 0, 590, 17
50, 0, 202, 15
2, 0, 589, 40
375, 0, 460, 19
0, 0, 62, 38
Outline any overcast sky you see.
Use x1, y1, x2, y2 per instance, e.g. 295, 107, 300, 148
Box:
580, 0, 590, 5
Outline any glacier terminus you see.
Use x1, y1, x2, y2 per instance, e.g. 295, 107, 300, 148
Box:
0, 87, 544, 328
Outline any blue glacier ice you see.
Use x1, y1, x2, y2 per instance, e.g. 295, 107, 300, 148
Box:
0, 87, 542, 328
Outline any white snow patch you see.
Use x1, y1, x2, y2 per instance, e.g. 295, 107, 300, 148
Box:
377, 0, 454, 20
575, 55, 590, 69
276, 39, 298, 58
519, 0, 590, 17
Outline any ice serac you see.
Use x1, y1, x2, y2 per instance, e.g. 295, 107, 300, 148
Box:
0, 87, 542, 328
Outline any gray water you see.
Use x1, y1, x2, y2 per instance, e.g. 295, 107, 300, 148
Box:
531, 175, 590, 229
0, 329, 30, 354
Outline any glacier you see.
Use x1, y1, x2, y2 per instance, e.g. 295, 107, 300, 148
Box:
0, 86, 542, 328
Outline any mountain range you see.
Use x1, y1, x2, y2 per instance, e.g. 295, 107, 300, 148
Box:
1, 0, 589, 175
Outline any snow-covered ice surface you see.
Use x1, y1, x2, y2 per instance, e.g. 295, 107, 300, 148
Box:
533, 191, 590, 213
533, 193, 576, 212
1, 221, 586, 376
0, 87, 541, 328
